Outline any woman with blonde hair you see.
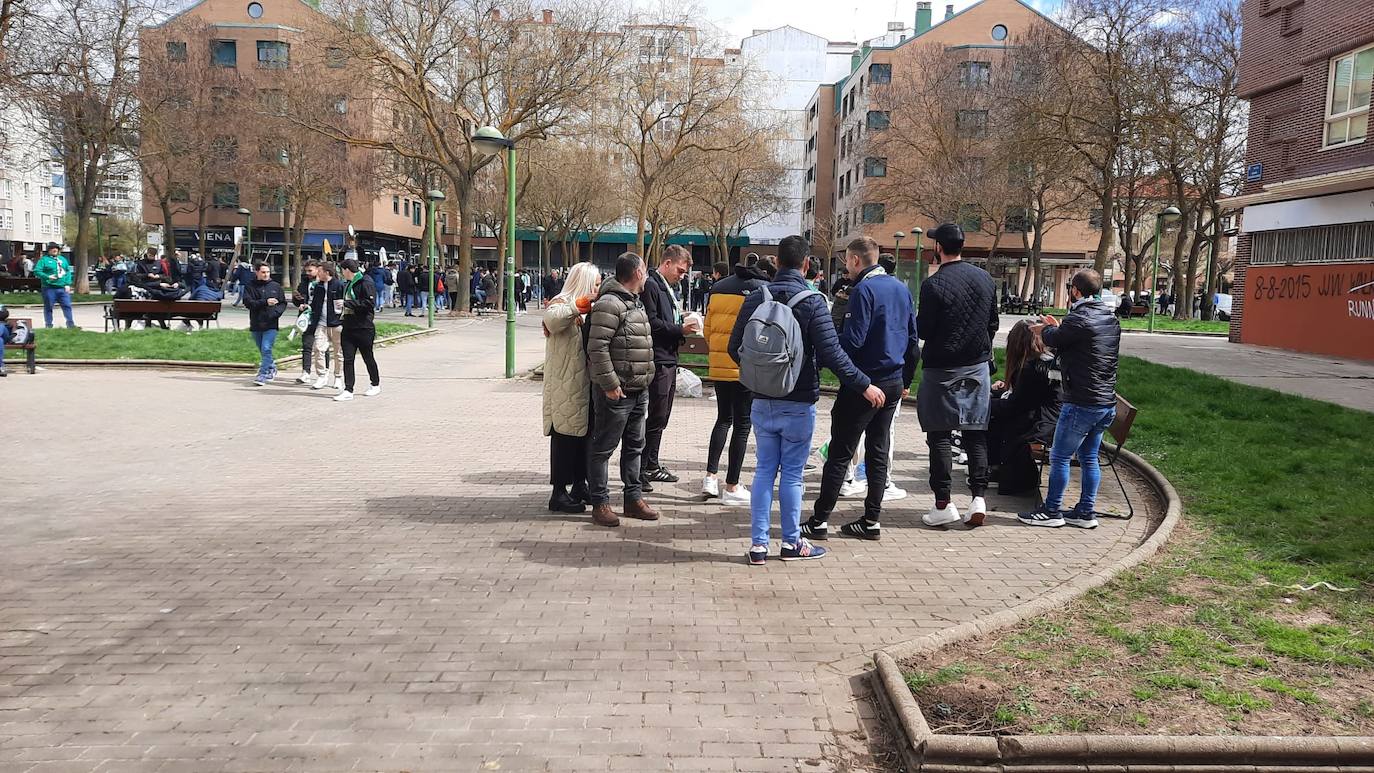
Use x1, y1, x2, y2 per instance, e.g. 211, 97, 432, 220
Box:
542, 261, 602, 513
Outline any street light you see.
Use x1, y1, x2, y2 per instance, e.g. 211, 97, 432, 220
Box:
425, 188, 445, 329
91, 209, 109, 263
535, 225, 546, 285
1148, 206, 1182, 334
237, 207, 252, 268
911, 226, 925, 307
472, 125, 518, 378
893, 231, 904, 263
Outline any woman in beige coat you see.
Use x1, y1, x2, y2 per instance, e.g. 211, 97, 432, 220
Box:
542, 262, 601, 513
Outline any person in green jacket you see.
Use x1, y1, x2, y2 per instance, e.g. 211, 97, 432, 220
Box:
34, 242, 76, 328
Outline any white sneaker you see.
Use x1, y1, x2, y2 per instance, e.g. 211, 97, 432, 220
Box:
295, 372, 311, 384
964, 497, 988, 527
333, 391, 354, 402
923, 502, 962, 527
883, 482, 907, 502
312, 374, 330, 390
363, 385, 381, 397
702, 476, 720, 498
720, 486, 751, 507
838, 479, 867, 498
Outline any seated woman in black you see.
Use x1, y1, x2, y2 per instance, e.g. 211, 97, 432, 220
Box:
988, 320, 1062, 495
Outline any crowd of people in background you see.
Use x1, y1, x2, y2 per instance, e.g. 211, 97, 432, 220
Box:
539, 225, 1123, 563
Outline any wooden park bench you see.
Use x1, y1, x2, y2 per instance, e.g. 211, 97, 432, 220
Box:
104, 299, 223, 332
3, 317, 37, 374
1030, 393, 1139, 520
0, 276, 40, 293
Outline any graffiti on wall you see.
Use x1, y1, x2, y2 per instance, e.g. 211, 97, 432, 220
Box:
1241, 263, 1374, 361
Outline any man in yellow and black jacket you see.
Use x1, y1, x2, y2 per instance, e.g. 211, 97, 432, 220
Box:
700, 259, 770, 505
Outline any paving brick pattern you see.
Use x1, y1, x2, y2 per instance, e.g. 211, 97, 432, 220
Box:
0, 319, 1158, 772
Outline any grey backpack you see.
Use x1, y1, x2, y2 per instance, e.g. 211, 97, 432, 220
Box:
737, 287, 819, 398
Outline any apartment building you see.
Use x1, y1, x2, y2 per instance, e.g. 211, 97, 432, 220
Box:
139, 0, 427, 266
0, 102, 66, 262
1221, 0, 1374, 361
800, 0, 1101, 306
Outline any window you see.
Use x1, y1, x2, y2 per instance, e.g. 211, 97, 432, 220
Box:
211, 40, 236, 68
256, 40, 289, 68
330, 95, 347, 114
211, 136, 238, 162
259, 139, 287, 165
957, 203, 982, 232
869, 63, 891, 84
257, 88, 285, 115
330, 188, 346, 208
169, 183, 189, 202
213, 182, 239, 207
403, 199, 410, 217
957, 109, 989, 137
805, 167, 815, 184
959, 61, 992, 88
1005, 206, 1031, 232
326, 47, 346, 68
393, 195, 400, 214
247, 2, 264, 18
991, 24, 1008, 42
1324, 46, 1373, 148
1250, 222, 1374, 265
866, 110, 890, 130
864, 157, 887, 177
259, 185, 286, 211
0, 208, 11, 229
862, 203, 886, 224
1089, 208, 1104, 230
166, 41, 187, 62
210, 86, 236, 112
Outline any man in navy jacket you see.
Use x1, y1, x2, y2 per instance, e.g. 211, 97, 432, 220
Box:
803, 237, 919, 542
728, 235, 884, 565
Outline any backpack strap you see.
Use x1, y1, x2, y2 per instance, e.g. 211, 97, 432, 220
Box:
785, 289, 819, 308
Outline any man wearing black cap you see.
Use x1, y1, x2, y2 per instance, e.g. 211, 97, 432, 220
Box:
915, 223, 1000, 529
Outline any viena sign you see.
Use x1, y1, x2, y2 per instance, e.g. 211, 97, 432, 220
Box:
1243, 189, 1374, 232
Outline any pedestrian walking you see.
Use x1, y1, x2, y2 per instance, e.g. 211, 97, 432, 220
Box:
639, 245, 702, 490
241, 262, 286, 386
542, 262, 602, 514
915, 224, 1000, 528
1019, 269, 1121, 529
293, 260, 322, 383
701, 258, 769, 506
445, 265, 461, 316
34, 243, 76, 329
368, 261, 389, 312
802, 237, 918, 542
584, 253, 658, 528
728, 235, 882, 565
312, 262, 345, 391
398, 263, 417, 316
335, 259, 381, 402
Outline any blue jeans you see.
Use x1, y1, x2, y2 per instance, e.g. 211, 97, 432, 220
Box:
42, 287, 74, 328
251, 329, 278, 379
750, 399, 817, 547
1044, 404, 1116, 514
0, 324, 12, 368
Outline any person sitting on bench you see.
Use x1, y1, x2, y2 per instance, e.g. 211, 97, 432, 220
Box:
988, 320, 1061, 495
0, 308, 32, 377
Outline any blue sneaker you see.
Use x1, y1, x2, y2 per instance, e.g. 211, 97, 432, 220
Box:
780, 538, 827, 561
1063, 509, 1100, 529
252, 376, 266, 387
1017, 505, 1065, 528
747, 545, 768, 566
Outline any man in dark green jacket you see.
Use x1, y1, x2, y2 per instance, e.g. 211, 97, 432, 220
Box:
34, 243, 75, 328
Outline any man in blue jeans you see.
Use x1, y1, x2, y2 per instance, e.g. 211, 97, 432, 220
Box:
240, 262, 287, 386
1020, 268, 1121, 529
728, 235, 884, 565
34, 243, 76, 329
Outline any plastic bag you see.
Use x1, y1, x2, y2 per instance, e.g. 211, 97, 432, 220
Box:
675, 367, 703, 398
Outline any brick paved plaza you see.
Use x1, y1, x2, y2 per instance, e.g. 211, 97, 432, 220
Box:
1, 317, 1158, 772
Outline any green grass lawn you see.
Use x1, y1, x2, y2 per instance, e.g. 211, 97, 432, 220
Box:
903, 357, 1374, 736
1, 291, 112, 305
30, 323, 420, 364
1120, 316, 1228, 334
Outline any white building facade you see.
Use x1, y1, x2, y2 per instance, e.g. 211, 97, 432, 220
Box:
0, 102, 66, 263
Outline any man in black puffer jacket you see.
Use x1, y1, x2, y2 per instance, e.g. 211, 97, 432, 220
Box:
1019, 268, 1121, 530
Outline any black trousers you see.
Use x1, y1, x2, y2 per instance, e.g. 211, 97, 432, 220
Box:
549, 430, 588, 489
706, 380, 754, 485
814, 382, 903, 522
301, 329, 316, 374
927, 429, 989, 501
642, 363, 677, 473
341, 326, 379, 392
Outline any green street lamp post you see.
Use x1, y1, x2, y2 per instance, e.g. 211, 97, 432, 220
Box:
91, 209, 108, 263
237, 207, 253, 267
472, 126, 518, 378
535, 225, 546, 284
1148, 206, 1182, 334
912, 226, 925, 307
424, 188, 445, 329
893, 230, 904, 265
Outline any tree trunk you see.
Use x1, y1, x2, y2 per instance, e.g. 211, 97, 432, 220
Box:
454, 179, 473, 312
196, 204, 209, 267
160, 200, 176, 261
1178, 222, 1205, 320
1201, 224, 1222, 321
1169, 211, 1192, 320
635, 195, 649, 258
1093, 183, 1114, 273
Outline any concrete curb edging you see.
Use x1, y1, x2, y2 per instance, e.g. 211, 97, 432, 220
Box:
868, 448, 1374, 771
1121, 328, 1227, 338
26, 327, 437, 372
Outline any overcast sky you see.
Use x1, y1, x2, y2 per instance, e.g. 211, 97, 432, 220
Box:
697, 0, 1060, 45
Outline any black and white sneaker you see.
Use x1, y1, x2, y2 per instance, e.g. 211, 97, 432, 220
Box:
1063, 510, 1100, 529
800, 518, 829, 541
839, 519, 881, 540
644, 467, 679, 483
1017, 506, 1065, 528
747, 545, 768, 566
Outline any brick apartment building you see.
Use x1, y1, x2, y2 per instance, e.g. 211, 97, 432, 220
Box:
1222, 0, 1374, 361
800, 0, 1100, 307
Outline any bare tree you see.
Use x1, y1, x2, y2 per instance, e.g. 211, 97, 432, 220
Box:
682, 118, 787, 263
519, 139, 627, 269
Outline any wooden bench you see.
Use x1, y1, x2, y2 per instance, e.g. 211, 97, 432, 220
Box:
1030, 393, 1139, 520
105, 299, 223, 332
0, 276, 40, 292
3, 317, 37, 374
681, 335, 708, 356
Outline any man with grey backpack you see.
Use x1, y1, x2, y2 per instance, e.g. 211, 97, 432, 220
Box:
728, 235, 885, 566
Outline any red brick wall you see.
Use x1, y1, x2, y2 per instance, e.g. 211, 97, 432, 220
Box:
1228, 232, 1251, 342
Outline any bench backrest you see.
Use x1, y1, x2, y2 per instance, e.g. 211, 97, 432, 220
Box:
112, 299, 221, 313
1109, 393, 1138, 448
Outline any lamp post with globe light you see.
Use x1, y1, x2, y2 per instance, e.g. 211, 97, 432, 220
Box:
472, 126, 518, 378
424, 189, 445, 329
1149, 206, 1182, 333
